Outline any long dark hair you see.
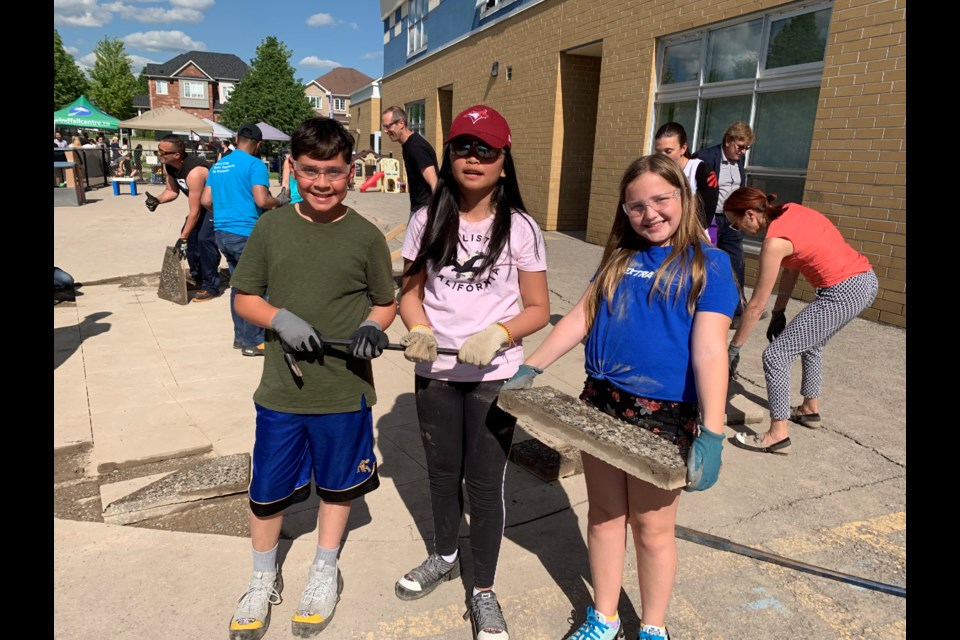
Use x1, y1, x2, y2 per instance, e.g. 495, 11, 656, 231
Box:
403, 144, 538, 279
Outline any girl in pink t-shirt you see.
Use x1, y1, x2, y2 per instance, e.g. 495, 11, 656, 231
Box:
395, 105, 549, 640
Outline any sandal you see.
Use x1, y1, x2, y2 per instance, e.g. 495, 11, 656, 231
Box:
734, 432, 792, 454
789, 406, 821, 429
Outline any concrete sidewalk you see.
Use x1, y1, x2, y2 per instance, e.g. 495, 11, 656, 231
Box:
54, 183, 906, 640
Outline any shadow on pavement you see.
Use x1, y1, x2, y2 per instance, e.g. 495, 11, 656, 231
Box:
54, 311, 112, 370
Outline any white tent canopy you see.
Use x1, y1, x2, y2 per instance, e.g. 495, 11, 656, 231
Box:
118, 106, 214, 133
173, 118, 235, 140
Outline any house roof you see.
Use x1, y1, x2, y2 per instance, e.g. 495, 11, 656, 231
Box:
132, 94, 150, 109
308, 67, 374, 96
143, 51, 249, 81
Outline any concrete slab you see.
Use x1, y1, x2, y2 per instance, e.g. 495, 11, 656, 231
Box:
102, 453, 249, 525
499, 386, 688, 490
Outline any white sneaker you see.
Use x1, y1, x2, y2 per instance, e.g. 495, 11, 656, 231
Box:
229, 570, 283, 640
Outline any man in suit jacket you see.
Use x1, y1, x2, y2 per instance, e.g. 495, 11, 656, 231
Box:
693, 121, 755, 322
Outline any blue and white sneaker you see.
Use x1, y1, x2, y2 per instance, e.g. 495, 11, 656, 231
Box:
638, 622, 671, 640
566, 606, 624, 640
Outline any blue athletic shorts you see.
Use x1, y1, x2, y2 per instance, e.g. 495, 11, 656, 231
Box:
248, 397, 380, 517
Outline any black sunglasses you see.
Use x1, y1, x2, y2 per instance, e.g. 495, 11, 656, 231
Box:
450, 140, 502, 160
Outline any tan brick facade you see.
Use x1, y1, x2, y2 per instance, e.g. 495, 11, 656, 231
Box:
350, 96, 382, 154
381, 0, 905, 327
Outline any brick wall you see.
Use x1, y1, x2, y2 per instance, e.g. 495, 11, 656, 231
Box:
350, 96, 381, 154
381, 0, 906, 326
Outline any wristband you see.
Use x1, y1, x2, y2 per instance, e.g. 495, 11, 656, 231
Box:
410, 323, 433, 332
495, 322, 514, 346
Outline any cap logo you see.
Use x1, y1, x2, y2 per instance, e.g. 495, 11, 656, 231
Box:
464, 108, 490, 124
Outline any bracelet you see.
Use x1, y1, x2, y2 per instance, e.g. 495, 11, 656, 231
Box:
495, 322, 514, 346
410, 323, 433, 332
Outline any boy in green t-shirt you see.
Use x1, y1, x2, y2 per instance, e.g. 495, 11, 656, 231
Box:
227, 117, 396, 639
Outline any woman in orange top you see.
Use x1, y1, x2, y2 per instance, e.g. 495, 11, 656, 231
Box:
723, 187, 877, 454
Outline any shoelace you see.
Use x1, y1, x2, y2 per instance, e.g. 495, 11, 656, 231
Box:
300, 568, 336, 608
467, 592, 506, 634
408, 554, 454, 586
236, 579, 281, 616
572, 617, 608, 640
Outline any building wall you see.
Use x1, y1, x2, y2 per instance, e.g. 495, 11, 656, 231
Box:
350, 96, 382, 154
305, 84, 328, 116
149, 63, 216, 120
381, 0, 905, 326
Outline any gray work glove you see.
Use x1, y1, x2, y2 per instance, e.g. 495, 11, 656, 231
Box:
349, 320, 389, 359
728, 343, 741, 378
271, 308, 323, 356
275, 186, 291, 207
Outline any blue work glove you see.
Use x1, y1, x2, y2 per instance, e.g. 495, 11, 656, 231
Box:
501, 364, 543, 390
766, 309, 786, 343
349, 320, 389, 359
173, 237, 187, 260
684, 427, 724, 492
271, 308, 323, 356
727, 343, 741, 378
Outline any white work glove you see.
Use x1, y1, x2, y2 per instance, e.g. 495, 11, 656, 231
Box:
399, 325, 438, 363
458, 323, 510, 368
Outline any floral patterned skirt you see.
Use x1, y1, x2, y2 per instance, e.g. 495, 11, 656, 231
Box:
579, 377, 698, 459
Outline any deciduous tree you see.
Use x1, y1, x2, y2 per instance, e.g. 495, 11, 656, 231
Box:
88, 37, 138, 119
220, 36, 316, 135
54, 29, 89, 110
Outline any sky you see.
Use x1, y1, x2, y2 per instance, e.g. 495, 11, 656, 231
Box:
54, 0, 387, 84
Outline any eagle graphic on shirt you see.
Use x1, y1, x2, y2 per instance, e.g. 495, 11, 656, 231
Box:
448, 252, 488, 280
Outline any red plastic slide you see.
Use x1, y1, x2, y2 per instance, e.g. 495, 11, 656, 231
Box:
360, 171, 384, 192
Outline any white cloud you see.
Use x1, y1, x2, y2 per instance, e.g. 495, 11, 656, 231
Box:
54, 0, 113, 27
306, 13, 335, 27
360, 51, 382, 60
300, 56, 341, 69
76, 52, 97, 73
170, 0, 215, 9
128, 53, 160, 75
66, 45, 81, 55
123, 30, 206, 52
110, 4, 205, 23
350, 22, 358, 29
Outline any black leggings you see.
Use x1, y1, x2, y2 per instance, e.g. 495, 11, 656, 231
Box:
414, 375, 517, 589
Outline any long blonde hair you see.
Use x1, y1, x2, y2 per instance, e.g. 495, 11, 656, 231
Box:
585, 154, 709, 331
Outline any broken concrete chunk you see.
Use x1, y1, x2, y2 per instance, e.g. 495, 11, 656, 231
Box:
102, 453, 250, 525
498, 387, 687, 490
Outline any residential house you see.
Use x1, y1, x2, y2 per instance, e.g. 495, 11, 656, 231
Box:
305, 67, 374, 125
142, 51, 249, 122
379, 0, 906, 327
349, 78, 382, 155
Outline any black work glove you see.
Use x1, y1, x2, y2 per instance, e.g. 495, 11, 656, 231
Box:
173, 238, 187, 260
145, 191, 160, 212
766, 310, 786, 343
349, 320, 389, 359
728, 343, 741, 378
271, 308, 324, 356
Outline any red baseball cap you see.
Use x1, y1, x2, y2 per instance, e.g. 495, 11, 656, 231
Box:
445, 105, 512, 150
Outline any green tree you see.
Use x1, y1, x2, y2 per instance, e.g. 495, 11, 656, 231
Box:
220, 36, 315, 134
54, 29, 89, 110
135, 69, 149, 96
88, 36, 138, 119
767, 12, 827, 69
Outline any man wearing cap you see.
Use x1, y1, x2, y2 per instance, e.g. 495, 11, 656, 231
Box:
145, 134, 221, 302
201, 124, 286, 356
381, 106, 438, 216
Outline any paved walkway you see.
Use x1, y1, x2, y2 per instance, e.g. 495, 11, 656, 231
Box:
54, 182, 906, 640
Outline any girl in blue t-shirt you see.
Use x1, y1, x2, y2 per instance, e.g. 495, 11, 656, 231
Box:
503, 154, 738, 640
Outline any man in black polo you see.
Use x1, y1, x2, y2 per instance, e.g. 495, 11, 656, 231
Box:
381, 106, 438, 215
144, 134, 221, 302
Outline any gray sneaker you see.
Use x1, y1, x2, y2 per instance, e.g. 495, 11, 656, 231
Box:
464, 590, 509, 640
395, 552, 461, 600
291, 562, 343, 637
229, 570, 283, 640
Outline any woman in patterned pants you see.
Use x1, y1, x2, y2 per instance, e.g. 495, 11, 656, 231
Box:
723, 187, 878, 454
